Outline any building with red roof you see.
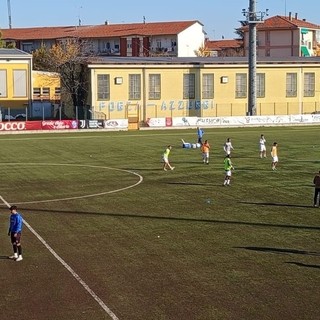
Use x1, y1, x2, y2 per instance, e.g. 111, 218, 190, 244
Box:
240, 14, 320, 57
204, 39, 244, 57
0, 20, 205, 57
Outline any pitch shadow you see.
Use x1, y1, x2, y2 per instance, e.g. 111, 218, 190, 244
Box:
285, 262, 320, 269
235, 246, 320, 256
240, 201, 312, 209
13, 207, 320, 231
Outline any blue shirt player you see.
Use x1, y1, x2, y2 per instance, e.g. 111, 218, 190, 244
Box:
197, 127, 204, 144
8, 205, 23, 261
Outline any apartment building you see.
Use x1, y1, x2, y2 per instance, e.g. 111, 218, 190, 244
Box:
241, 14, 320, 57
1, 20, 205, 58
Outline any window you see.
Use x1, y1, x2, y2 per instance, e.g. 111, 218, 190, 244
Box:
0, 70, 7, 97
235, 73, 247, 98
42, 87, 50, 97
55, 87, 61, 95
202, 74, 214, 99
97, 74, 110, 100
114, 43, 120, 53
304, 72, 315, 97
33, 87, 41, 97
183, 74, 195, 99
21, 42, 33, 53
149, 74, 161, 100
286, 73, 297, 97
256, 73, 265, 98
13, 70, 27, 97
129, 74, 141, 100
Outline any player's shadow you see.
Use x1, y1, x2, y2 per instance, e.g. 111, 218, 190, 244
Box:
122, 167, 158, 171
240, 201, 312, 209
15, 207, 320, 231
235, 246, 320, 256
285, 262, 320, 269
0, 256, 9, 260
167, 182, 213, 186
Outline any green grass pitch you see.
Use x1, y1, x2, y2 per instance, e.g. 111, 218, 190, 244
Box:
0, 126, 319, 320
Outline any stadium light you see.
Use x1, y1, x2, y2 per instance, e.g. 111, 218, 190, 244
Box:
242, 0, 268, 116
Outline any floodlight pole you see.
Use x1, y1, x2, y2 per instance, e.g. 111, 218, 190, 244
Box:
242, 0, 268, 116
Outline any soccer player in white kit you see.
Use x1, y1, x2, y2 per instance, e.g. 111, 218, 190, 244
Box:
259, 134, 267, 158
223, 138, 234, 155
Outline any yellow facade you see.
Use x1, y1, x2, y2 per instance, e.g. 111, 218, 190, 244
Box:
32, 71, 61, 102
0, 49, 32, 112
88, 58, 320, 122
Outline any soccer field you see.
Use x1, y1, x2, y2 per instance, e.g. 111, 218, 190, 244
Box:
0, 126, 319, 320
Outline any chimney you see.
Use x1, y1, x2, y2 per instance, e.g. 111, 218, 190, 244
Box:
289, 12, 292, 20
295, 13, 298, 19
105, 20, 109, 25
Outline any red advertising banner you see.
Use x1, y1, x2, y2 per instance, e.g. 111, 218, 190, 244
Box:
26, 121, 42, 130
0, 120, 78, 131
41, 120, 78, 130
0, 121, 43, 131
0, 121, 27, 131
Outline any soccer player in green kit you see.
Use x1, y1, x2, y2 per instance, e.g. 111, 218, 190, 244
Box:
223, 154, 234, 186
162, 145, 175, 171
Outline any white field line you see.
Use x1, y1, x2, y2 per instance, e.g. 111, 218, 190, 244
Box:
0, 194, 119, 320
0, 163, 143, 205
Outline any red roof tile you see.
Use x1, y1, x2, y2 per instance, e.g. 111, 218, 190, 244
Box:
240, 15, 320, 31
205, 39, 243, 50
1, 21, 201, 40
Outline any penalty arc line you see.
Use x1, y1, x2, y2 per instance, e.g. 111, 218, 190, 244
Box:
0, 163, 143, 205
0, 195, 119, 320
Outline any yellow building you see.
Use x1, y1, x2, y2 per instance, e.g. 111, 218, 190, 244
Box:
32, 70, 61, 103
31, 70, 61, 120
87, 56, 320, 124
0, 48, 32, 119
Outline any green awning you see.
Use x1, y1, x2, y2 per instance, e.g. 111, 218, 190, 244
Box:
301, 28, 309, 34
301, 46, 310, 56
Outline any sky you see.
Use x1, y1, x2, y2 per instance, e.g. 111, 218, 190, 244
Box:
0, 0, 319, 40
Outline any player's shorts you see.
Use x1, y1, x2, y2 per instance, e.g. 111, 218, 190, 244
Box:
162, 156, 169, 163
272, 156, 278, 163
260, 145, 266, 152
225, 170, 232, 177
203, 152, 209, 158
11, 232, 21, 245
225, 150, 231, 155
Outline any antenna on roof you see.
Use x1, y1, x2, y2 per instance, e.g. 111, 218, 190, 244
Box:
78, 6, 83, 26
284, 0, 287, 17
143, 16, 146, 24
7, 0, 12, 29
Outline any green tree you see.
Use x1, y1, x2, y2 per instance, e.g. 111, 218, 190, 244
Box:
234, 20, 248, 40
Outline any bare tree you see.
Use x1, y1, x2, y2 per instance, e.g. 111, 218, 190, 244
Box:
33, 39, 91, 119
194, 44, 212, 57
0, 31, 15, 48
